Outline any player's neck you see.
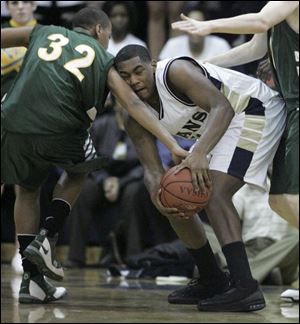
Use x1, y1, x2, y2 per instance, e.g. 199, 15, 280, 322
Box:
147, 88, 160, 113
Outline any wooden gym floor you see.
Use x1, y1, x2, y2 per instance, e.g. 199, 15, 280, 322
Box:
1, 265, 298, 323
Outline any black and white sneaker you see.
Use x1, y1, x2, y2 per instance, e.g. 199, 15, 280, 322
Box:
19, 272, 67, 304
24, 229, 64, 281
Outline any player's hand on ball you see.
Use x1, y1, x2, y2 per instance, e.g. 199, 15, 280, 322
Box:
175, 152, 212, 193
152, 190, 190, 220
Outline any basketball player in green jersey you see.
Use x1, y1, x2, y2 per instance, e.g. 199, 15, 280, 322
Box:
173, 0, 299, 303
1, 7, 187, 303
1, 1, 68, 303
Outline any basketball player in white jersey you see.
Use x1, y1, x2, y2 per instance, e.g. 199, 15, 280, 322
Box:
114, 45, 286, 312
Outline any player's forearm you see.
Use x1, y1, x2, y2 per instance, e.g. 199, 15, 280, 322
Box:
207, 37, 266, 67
207, 14, 270, 34
193, 104, 234, 155
125, 116, 165, 195
126, 100, 178, 152
144, 169, 163, 196
1, 27, 32, 48
208, 1, 298, 35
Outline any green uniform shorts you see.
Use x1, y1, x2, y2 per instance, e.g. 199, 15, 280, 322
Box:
1, 129, 108, 190
270, 109, 299, 194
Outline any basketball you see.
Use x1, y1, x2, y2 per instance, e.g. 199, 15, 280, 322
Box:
160, 167, 212, 213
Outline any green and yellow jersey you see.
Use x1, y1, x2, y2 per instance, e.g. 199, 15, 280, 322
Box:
2, 24, 114, 135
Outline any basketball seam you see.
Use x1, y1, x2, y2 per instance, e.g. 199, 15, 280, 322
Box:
160, 168, 178, 186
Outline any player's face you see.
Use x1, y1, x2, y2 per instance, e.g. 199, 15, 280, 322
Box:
7, 1, 36, 25
117, 57, 155, 102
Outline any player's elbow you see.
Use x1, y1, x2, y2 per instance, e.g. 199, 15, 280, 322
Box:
255, 15, 272, 33
220, 102, 235, 124
226, 104, 235, 120
247, 36, 268, 61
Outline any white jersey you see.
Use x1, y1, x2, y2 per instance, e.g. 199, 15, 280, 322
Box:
153, 57, 287, 190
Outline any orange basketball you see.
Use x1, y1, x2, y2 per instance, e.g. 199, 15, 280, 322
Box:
160, 167, 212, 213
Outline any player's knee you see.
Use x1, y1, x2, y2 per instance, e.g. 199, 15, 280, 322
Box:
63, 172, 87, 184
15, 184, 40, 200
209, 188, 229, 206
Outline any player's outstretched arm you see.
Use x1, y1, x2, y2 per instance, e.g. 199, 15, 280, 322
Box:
126, 116, 164, 193
172, 1, 298, 36
1, 26, 33, 48
125, 116, 185, 219
107, 66, 188, 159
206, 33, 268, 67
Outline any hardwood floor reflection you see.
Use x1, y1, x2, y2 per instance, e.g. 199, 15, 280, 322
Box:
1, 265, 298, 323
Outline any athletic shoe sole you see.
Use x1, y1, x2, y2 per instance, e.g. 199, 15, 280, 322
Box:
24, 246, 64, 281
198, 291, 266, 312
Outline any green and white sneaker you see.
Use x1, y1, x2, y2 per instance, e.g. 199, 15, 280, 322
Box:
19, 272, 67, 304
24, 229, 64, 281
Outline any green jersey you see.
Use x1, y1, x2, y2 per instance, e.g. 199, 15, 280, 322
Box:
268, 20, 299, 113
2, 24, 114, 134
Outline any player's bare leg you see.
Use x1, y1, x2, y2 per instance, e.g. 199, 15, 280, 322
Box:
205, 171, 244, 246
24, 171, 87, 281
198, 170, 265, 312
269, 194, 299, 303
167, 214, 207, 249
269, 194, 299, 229
52, 171, 87, 207
14, 185, 40, 235
14, 185, 66, 303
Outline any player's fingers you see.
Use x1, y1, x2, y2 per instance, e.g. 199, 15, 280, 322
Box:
191, 170, 200, 191
164, 208, 185, 218
156, 188, 162, 200
172, 22, 193, 31
203, 170, 212, 190
157, 191, 184, 217
196, 172, 206, 192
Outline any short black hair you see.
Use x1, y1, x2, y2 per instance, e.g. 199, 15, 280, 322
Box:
72, 7, 110, 30
115, 45, 151, 66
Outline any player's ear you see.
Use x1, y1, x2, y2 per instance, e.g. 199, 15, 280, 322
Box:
95, 24, 102, 37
